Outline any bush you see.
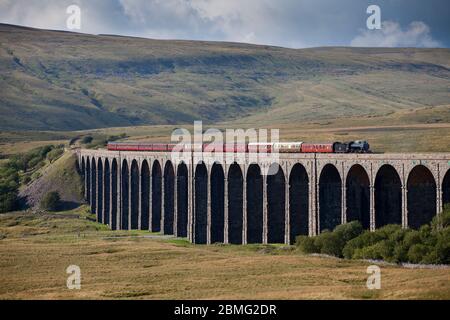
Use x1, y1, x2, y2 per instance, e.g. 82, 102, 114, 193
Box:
295, 208, 450, 265
296, 235, 318, 253
334, 221, 364, 242
47, 148, 64, 162
40, 191, 61, 211
81, 136, 93, 144
0, 192, 18, 213
434, 227, 450, 264
353, 242, 386, 260
343, 230, 384, 259
407, 244, 431, 264
316, 231, 344, 257
432, 205, 450, 230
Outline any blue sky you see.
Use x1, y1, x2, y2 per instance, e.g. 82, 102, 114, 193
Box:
1, 0, 449, 48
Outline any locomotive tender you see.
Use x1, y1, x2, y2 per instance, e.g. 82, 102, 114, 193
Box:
107, 140, 371, 153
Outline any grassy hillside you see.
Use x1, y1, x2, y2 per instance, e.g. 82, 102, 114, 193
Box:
18, 152, 84, 210
1, 24, 449, 131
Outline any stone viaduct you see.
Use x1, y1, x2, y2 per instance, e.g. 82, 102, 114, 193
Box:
77, 149, 450, 244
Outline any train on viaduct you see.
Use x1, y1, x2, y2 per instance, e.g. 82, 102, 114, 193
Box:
77, 149, 450, 244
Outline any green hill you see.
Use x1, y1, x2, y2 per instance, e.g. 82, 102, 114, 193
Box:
0, 23, 449, 131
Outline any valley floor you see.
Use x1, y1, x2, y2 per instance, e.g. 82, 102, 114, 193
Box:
0, 208, 449, 300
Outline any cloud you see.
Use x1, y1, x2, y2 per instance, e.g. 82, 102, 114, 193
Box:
0, 0, 447, 48
351, 21, 441, 47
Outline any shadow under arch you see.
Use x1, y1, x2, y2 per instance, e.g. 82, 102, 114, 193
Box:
121, 159, 129, 230
407, 165, 436, 229
346, 164, 370, 229
319, 164, 341, 232
163, 161, 175, 235
111, 159, 118, 230
375, 164, 402, 228
85, 157, 90, 204
247, 164, 263, 244
103, 159, 110, 226
228, 163, 243, 244
141, 160, 150, 230
289, 163, 309, 242
151, 160, 162, 232
91, 158, 97, 216
267, 163, 285, 244
211, 162, 225, 243
443, 169, 450, 209
97, 158, 103, 224
130, 160, 139, 230
194, 162, 208, 244
176, 162, 189, 238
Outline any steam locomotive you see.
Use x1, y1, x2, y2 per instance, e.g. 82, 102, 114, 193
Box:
107, 140, 371, 153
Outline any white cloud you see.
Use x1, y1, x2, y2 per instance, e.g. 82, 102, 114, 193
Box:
351, 21, 441, 48
0, 1, 446, 48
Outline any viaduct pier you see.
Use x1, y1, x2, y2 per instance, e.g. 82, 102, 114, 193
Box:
78, 150, 450, 244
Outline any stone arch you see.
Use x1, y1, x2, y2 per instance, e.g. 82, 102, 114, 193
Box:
375, 164, 402, 228
97, 158, 103, 223
176, 162, 189, 238
194, 162, 208, 244
103, 159, 110, 226
111, 159, 118, 230
228, 163, 243, 244
267, 163, 285, 244
289, 163, 309, 242
121, 159, 129, 230
443, 169, 450, 209
246, 164, 263, 243
141, 160, 150, 230
346, 164, 370, 229
151, 160, 162, 232
163, 161, 175, 235
210, 163, 225, 243
86, 157, 91, 204
319, 164, 342, 232
407, 165, 436, 229
91, 158, 97, 215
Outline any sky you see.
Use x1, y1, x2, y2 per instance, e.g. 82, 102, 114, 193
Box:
0, 0, 449, 48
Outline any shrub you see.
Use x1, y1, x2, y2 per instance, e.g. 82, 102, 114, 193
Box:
296, 235, 318, 253
353, 242, 385, 260
343, 230, 381, 259
316, 231, 344, 257
407, 244, 431, 264
47, 148, 64, 162
403, 230, 421, 248
334, 221, 364, 242
432, 205, 450, 230
81, 136, 93, 144
0, 192, 17, 213
434, 227, 450, 264
296, 212, 449, 265
40, 191, 61, 211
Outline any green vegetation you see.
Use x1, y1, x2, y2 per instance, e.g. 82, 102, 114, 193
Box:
40, 191, 61, 211
296, 207, 450, 265
81, 136, 93, 144
19, 151, 84, 210
0, 145, 65, 213
46, 147, 64, 163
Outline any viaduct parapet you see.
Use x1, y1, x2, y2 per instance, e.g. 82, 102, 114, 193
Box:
77, 150, 450, 244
